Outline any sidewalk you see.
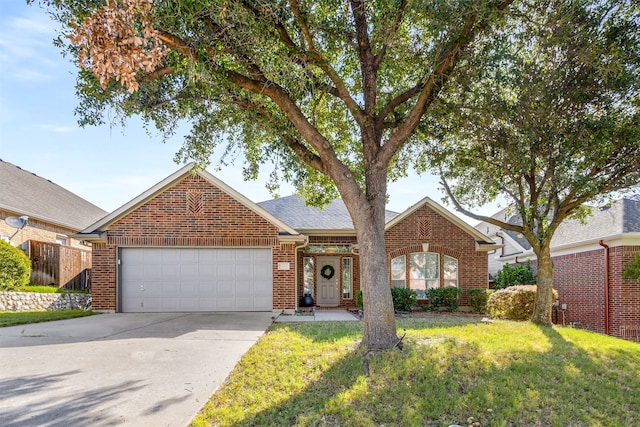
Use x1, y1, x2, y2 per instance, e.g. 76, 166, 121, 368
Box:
274, 310, 360, 322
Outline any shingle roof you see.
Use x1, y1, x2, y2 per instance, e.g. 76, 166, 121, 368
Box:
480, 198, 640, 251
257, 195, 400, 230
0, 159, 107, 231
551, 198, 640, 247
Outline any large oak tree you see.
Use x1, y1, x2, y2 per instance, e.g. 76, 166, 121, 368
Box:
426, 0, 640, 326
35, 0, 520, 349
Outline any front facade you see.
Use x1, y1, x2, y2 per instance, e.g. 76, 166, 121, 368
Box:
79, 164, 497, 313
476, 199, 640, 340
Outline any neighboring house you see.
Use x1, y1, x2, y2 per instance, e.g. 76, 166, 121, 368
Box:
0, 159, 107, 287
475, 199, 640, 340
76, 164, 499, 313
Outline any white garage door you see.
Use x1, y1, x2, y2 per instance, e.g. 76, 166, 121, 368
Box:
120, 248, 272, 312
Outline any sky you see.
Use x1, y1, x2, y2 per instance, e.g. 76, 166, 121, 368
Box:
0, 2, 500, 225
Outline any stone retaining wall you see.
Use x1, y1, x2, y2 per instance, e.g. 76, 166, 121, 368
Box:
0, 292, 90, 312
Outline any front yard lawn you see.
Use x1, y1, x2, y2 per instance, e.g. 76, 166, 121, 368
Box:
0, 310, 94, 327
192, 317, 640, 426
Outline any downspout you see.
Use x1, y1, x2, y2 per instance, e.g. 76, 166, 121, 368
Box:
294, 236, 309, 310
598, 240, 610, 335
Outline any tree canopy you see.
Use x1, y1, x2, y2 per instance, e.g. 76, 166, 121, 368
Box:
425, 0, 640, 325
39, 0, 518, 350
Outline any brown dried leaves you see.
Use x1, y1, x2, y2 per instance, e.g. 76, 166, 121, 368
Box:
68, 0, 166, 93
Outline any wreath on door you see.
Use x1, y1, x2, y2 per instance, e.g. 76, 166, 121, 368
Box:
320, 264, 335, 280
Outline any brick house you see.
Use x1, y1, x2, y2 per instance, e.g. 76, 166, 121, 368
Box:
475, 199, 640, 340
77, 164, 498, 313
1, 159, 107, 288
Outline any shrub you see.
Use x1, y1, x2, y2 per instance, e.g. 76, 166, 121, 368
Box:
0, 241, 31, 291
493, 260, 536, 289
468, 288, 495, 314
487, 285, 558, 321
622, 252, 640, 284
425, 286, 461, 312
355, 289, 363, 310
391, 287, 417, 312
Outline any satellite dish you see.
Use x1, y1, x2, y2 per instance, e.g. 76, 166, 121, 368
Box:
5, 216, 28, 229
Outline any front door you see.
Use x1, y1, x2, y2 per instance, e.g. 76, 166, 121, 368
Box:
317, 257, 340, 306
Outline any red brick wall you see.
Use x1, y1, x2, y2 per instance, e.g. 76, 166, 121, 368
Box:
610, 246, 640, 339
532, 245, 640, 341
548, 249, 606, 332
91, 174, 295, 311
385, 204, 489, 306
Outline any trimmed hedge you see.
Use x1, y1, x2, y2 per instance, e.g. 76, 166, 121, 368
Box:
426, 286, 461, 312
487, 285, 558, 321
0, 241, 31, 291
391, 287, 417, 312
355, 289, 363, 310
468, 288, 494, 314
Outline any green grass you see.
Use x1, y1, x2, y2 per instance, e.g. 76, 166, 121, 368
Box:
0, 310, 94, 327
18, 285, 89, 294
191, 317, 640, 427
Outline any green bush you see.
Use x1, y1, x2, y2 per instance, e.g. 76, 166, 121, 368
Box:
425, 286, 461, 312
468, 288, 495, 314
391, 287, 417, 312
487, 285, 558, 321
493, 260, 536, 289
0, 241, 31, 291
622, 252, 640, 284
355, 289, 363, 310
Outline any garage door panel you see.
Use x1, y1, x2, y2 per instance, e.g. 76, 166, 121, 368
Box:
121, 248, 272, 312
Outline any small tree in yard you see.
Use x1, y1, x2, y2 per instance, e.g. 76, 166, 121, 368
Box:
35, 0, 521, 350
0, 241, 31, 291
493, 261, 536, 290
426, 0, 640, 326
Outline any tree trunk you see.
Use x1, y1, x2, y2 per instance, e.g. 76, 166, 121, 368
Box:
357, 212, 398, 350
531, 245, 554, 326
342, 172, 398, 350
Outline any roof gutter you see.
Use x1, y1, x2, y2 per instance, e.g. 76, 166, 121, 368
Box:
69, 231, 108, 243
598, 240, 610, 336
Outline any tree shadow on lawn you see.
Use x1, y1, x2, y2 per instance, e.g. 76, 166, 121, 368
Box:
219, 321, 640, 426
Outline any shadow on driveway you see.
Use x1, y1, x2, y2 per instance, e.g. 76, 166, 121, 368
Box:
0, 312, 273, 426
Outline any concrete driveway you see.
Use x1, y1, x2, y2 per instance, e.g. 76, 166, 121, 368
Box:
0, 312, 274, 427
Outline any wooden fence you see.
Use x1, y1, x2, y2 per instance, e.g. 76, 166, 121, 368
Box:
28, 240, 92, 290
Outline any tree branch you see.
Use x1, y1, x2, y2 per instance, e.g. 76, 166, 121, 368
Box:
379, 0, 516, 166
440, 176, 523, 233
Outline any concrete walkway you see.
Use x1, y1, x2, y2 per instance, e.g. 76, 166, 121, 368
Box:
274, 310, 360, 322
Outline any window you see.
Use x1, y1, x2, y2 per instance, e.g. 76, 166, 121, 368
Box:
391, 255, 406, 288
444, 256, 458, 288
342, 257, 352, 299
56, 236, 68, 246
409, 252, 440, 299
303, 257, 314, 297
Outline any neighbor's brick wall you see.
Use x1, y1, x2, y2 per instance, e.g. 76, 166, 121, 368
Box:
531, 245, 640, 341
91, 175, 295, 311
1, 210, 87, 250
548, 249, 606, 332
610, 246, 640, 339
385, 204, 488, 306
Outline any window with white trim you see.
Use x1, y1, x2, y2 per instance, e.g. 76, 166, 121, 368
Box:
342, 257, 352, 299
391, 255, 406, 288
443, 256, 459, 288
409, 252, 440, 299
303, 257, 314, 297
